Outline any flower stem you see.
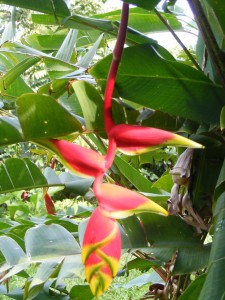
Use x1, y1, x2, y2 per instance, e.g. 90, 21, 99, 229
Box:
104, 2, 129, 133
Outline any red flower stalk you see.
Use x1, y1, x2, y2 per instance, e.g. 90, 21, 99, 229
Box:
82, 208, 121, 297
104, 2, 129, 133
93, 180, 168, 218
44, 193, 55, 215
36, 139, 106, 178
103, 3, 203, 169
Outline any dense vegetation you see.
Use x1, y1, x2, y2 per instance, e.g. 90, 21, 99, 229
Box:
0, 0, 225, 299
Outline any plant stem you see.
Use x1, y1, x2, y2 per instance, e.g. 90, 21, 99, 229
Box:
154, 8, 202, 71
187, 0, 225, 90
104, 2, 129, 133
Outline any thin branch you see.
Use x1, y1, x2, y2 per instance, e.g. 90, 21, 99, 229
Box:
104, 3, 129, 133
187, 0, 225, 90
154, 8, 202, 71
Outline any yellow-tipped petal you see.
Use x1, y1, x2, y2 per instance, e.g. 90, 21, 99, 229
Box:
82, 208, 121, 297
97, 183, 168, 219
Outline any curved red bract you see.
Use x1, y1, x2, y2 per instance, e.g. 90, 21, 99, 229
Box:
82, 208, 121, 297
109, 124, 203, 155
95, 183, 168, 218
37, 138, 106, 178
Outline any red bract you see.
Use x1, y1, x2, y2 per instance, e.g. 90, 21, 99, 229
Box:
82, 208, 121, 297
94, 182, 168, 218
108, 124, 203, 156
36, 139, 106, 178
44, 193, 55, 215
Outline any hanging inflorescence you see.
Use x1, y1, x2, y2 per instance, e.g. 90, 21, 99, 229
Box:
37, 3, 203, 297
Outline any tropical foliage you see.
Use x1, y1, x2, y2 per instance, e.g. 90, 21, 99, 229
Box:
0, 0, 225, 299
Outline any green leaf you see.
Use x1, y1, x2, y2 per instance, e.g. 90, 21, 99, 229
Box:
16, 93, 82, 139
214, 158, 225, 201
0, 57, 40, 95
199, 192, 225, 300
0, 0, 70, 18
76, 33, 104, 69
56, 255, 84, 284
70, 285, 93, 300
220, 106, 225, 130
116, 272, 163, 288
25, 224, 81, 261
1, 7, 16, 44
90, 44, 225, 125
114, 156, 152, 192
0, 236, 26, 265
0, 117, 23, 146
63, 14, 160, 47
152, 174, 173, 193
26, 261, 62, 300
125, 257, 161, 271
120, 215, 148, 248
201, 0, 225, 50
0, 158, 48, 194
56, 29, 78, 63
122, 0, 161, 10
97, 8, 182, 33
179, 274, 206, 300
131, 214, 210, 274
58, 173, 93, 196
72, 81, 105, 135
63, 14, 114, 31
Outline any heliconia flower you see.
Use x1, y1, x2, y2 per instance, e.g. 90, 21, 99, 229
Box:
108, 124, 203, 156
36, 139, 106, 178
93, 182, 168, 219
82, 208, 121, 297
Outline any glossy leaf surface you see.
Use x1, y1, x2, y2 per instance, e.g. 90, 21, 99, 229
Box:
91, 44, 225, 125
16, 93, 82, 139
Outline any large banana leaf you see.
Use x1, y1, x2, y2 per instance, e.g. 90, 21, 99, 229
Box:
90, 43, 225, 125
